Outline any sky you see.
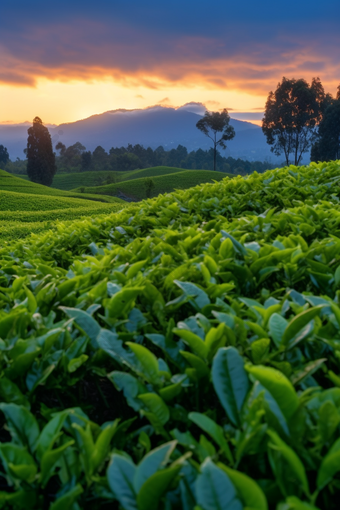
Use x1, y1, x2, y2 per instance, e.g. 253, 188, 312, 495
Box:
1, 0, 340, 125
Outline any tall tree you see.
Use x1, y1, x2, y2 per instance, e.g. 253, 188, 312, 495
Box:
26, 117, 56, 186
262, 77, 324, 165
0, 145, 9, 167
312, 99, 340, 161
196, 109, 235, 171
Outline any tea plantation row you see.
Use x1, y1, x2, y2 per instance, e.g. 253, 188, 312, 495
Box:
1, 162, 340, 509
0, 170, 123, 204
0, 171, 124, 241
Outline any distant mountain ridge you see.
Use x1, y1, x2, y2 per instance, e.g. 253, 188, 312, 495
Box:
0, 105, 283, 163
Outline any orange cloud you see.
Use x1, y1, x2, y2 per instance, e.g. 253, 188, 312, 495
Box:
1, 18, 339, 99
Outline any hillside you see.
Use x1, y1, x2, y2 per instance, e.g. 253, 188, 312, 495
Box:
0, 188, 108, 212
1, 161, 340, 507
0, 169, 123, 203
0, 169, 125, 240
48, 166, 192, 190
119, 165, 198, 181
49, 166, 233, 191
71, 169, 228, 200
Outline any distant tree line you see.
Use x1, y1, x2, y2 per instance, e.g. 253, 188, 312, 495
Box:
50, 142, 272, 175
2, 141, 273, 177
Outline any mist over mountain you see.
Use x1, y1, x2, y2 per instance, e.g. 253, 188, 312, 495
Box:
0, 105, 284, 163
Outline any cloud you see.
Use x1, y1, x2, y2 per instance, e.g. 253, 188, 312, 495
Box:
158, 97, 171, 104
135, 94, 144, 99
177, 102, 206, 115
1, 3, 340, 97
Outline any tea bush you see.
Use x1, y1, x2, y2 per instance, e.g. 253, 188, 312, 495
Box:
0, 161, 340, 508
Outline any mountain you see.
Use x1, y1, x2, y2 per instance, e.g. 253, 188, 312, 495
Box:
0, 105, 283, 163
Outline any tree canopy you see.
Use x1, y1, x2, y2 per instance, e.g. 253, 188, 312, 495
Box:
311, 99, 340, 162
262, 77, 324, 165
26, 117, 56, 186
196, 109, 235, 171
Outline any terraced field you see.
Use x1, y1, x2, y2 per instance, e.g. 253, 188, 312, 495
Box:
0, 170, 123, 203
0, 170, 125, 240
72, 169, 228, 199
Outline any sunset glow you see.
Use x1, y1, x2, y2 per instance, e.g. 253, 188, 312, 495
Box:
1, 0, 340, 126
0, 78, 267, 125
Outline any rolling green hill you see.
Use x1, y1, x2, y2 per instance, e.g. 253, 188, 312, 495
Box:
23, 166, 233, 191
71, 169, 228, 200
0, 169, 125, 240
50, 171, 118, 190
1, 167, 228, 240
49, 166, 189, 190
0, 188, 105, 212
0, 170, 123, 203
117, 166, 190, 182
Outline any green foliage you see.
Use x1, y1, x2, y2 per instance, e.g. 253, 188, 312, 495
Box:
1, 160, 340, 507
312, 99, 340, 161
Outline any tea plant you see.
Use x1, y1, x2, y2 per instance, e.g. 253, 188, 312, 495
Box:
0, 161, 340, 508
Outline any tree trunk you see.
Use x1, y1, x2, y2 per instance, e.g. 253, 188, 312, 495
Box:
214, 142, 217, 171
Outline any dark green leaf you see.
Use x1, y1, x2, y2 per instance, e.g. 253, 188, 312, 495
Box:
212, 347, 249, 427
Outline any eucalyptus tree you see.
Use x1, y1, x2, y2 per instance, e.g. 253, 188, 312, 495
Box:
196, 109, 235, 171
262, 77, 325, 165
312, 99, 340, 161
